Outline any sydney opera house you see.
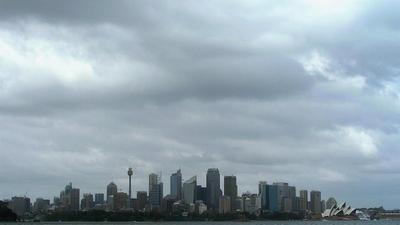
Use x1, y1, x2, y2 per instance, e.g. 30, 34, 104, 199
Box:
322, 201, 357, 219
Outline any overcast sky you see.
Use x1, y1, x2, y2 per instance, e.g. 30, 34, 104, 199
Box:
1, 0, 400, 209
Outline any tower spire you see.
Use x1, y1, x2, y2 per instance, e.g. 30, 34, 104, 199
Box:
127, 167, 133, 209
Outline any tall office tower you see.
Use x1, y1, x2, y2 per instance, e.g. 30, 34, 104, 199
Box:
258, 181, 268, 210
81, 193, 94, 210
128, 168, 133, 208
206, 168, 221, 211
299, 190, 308, 211
295, 196, 301, 212
170, 169, 182, 200
183, 176, 197, 204
224, 176, 238, 210
310, 190, 322, 214
148, 173, 163, 208
273, 182, 296, 212
149, 173, 158, 193
136, 191, 147, 211
94, 193, 105, 205
258, 181, 267, 194
106, 182, 118, 202
60, 183, 80, 211
196, 185, 207, 203
268, 184, 279, 212
70, 188, 80, 211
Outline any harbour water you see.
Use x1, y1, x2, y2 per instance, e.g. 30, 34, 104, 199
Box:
0, 221, 398, 225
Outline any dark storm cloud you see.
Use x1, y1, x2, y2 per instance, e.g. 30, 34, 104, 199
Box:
1, 0, 400, 209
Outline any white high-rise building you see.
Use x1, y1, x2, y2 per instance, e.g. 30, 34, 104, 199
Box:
183, 176, 197, 204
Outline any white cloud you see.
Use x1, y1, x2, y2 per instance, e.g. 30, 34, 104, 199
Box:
300, 51, 366, 89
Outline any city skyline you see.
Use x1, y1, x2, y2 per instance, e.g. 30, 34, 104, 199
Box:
1, 0, 400, 210
1, 167, 355, 210
4, 167, 330, 214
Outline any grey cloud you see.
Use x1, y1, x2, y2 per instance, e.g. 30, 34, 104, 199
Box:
1, 0, 400, 209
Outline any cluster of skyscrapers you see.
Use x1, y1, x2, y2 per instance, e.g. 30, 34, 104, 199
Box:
4, 167, 326, 218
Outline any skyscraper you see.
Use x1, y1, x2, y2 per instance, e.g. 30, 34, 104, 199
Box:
81, 193, 94, 210
170, 169, 182, 200
196, 185, 207, 203
60, 183, 80, 211
149, 173, 158, 193
258, 181, 267, 195
299, 190, 308, 211
149, 173, 163, 209
206, 168, 221, 211
70, 188, 80, 211
183, 176, 197, 204
106, 182, 117, 202
258, 181, 268, 210
94, 193, 105, 205
273, 182, 296, 212
310, 190, 322, 214
224, 176, 238, 210
268, 184, 279, 212
136, 191, 147, 211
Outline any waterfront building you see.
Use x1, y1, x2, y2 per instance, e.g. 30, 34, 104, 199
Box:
183, 176, 197, 204
9, 196, 30, 217
170, 169, 182, 200
224, 176, 238, 210
322, 202, 356, 218
136, 191, 147, 211
283, 197, 293, 212
81, 193, 94, 210
294, 196, 302, 211
206, 168, 222, 211
114, 192, 128, 211
299, 190, 308, 211
33, 198, 50, 213
195, 200, 207, 214
107, 195, 114, 210
196, 185, 207, 203
268, 184, 279, 212
94, 193, 105, 205
219, 195, 231, 214
162, 195, 176, 213
242, 192, 260, 214
310, 190, 322, 214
